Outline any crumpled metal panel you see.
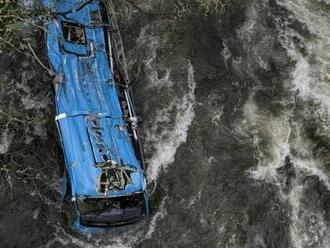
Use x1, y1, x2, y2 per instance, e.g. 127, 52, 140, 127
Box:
43, 0, 145, 196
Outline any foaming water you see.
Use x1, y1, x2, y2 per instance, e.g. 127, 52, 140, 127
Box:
242, 91, 330, 248
4, 0, 330, 247
285, 183, 330, 248
237, 94, 293, 184
130, 24, 197, 182
275, 3, 330, 245
0, 129, 13, 154
146, 62, 196, 181
135, 26, 173, 89
44, 220, 146, 248
277, 0, 330, 112
234, 1, 330, 247
145, 196, 168, 239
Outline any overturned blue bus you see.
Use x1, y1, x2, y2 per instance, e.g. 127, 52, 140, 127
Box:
42, 0, 148, 229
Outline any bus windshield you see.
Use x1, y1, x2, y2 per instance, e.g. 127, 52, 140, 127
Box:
77, 193, 146, 227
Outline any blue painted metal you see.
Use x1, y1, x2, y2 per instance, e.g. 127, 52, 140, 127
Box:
42, 0, 148, 228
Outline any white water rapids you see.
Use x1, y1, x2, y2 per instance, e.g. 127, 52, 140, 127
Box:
238, 0, 330, 247
2, 0, 330, 247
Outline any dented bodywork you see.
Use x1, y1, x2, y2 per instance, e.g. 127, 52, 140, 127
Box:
42, 0, 148, 229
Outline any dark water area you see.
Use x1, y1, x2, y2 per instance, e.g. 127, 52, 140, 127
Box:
1, 0, 330, 247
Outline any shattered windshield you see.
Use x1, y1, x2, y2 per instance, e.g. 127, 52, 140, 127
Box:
77, 193, 145, 215
77, 193, 146, 226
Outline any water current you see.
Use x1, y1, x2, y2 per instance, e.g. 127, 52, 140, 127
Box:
1, 0, 330, 247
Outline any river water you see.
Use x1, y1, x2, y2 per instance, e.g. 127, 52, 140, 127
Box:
1, 0, 330, 247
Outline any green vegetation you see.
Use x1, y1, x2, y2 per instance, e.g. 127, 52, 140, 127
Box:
195, 0, 232, 14
117, 0, 233, 21
0, 1, 48, 54
174, 0, 233, 16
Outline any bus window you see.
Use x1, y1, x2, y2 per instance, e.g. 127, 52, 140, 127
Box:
62, 22, 86, 44
90, 10, 102, 23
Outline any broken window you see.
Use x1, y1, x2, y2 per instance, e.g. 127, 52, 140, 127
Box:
62, 22, 86, 44
99, 166, 132, 193
95, 161, 137, 194
90, 10, 102, 23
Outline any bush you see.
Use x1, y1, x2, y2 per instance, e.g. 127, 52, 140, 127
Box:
0, 1, 48, 54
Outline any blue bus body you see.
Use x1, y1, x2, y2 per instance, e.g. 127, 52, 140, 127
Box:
42, 0, 148, 229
